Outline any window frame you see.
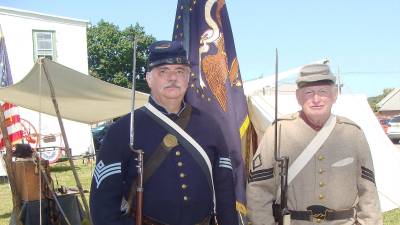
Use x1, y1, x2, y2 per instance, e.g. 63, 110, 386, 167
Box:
32, 30, 57, 62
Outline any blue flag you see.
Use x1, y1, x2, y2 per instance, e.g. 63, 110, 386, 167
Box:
0, 26, 13, 87
0, 25, 24, 149
172, 0, 250, 223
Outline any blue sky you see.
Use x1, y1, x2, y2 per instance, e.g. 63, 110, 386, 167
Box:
2, 0, 400, 97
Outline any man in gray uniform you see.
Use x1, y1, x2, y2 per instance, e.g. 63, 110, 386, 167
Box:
246, 64, 382, 225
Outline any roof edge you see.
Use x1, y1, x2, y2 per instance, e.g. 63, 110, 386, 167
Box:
0, 6, 89, 26
377, 88, 400, 108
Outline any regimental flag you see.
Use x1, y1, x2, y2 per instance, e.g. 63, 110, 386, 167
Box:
173, 1, 252, 223
0, 25, 23, 149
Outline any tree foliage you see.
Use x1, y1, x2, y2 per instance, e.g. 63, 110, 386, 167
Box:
367, 88, 394, 112
87, 20, 156, 92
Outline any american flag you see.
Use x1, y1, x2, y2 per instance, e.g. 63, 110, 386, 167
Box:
0, 25, 23, 149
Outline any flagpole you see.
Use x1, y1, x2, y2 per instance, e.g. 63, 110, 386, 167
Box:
0, 25, 23, 225
0, 107, 23, 225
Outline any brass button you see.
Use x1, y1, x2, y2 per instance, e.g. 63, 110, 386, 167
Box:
163, 134, 178, 149
180, 173, 185, 178
182, 184, 187, 189
177, 162, 183, 167
319, 194, 324, 200
318, 168, 325, 174
175, 151, 181, 156
318, 155, 325, 161
316, 218, 322, 223
319, 181, 325, 187
183, 196, 188, 201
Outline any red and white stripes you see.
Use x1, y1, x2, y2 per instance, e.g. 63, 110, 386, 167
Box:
0, 102, 23, 149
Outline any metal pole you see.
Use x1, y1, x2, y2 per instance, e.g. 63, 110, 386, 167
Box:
36, 158, 72, 225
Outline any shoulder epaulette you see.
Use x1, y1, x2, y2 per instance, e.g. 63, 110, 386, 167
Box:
336, 116, 361, 129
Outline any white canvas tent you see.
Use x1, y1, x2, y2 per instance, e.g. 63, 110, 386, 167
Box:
0, 59, 149, 158
0, 59, 148, 124
245, 73, 400, 212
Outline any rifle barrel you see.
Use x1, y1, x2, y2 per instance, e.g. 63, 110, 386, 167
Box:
130, 39, 137, 150
273, 49, 291, 225
129, 38, 144, 225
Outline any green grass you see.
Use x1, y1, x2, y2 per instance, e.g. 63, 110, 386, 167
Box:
384, 208, 400, 224
0, 182, 13, 223
0, 158, 399, 224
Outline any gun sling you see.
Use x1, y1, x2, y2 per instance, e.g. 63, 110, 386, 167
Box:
276, 115, 337, 200
273, 115, 337, 223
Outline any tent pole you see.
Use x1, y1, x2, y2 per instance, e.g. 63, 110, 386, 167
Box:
0, 107, 23, 225
40, 58, 93, 225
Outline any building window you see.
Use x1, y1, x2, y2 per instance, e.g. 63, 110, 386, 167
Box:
33, 30, 56, 61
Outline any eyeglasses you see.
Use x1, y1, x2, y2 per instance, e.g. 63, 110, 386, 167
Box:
300, 87, 333, 97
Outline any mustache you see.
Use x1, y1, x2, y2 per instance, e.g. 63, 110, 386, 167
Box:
163, 83, 180, 89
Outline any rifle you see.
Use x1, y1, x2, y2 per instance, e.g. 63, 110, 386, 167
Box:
273, 49, 290, 225
128, 38, 144, 225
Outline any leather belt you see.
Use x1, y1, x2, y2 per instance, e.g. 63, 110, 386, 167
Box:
142, 215, 166, 225
290, 205, 355, 223
133, 214, 212, 225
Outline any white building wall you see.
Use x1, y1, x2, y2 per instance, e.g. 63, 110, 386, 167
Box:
0, 6, 89, 79
0, 6, 93, 156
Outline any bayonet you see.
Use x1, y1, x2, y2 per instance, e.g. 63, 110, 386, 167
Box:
128, 38, 144, 225
273, 49, 290, 225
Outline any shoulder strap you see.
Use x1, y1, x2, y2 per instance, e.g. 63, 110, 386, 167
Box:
141, 104, 192, 185
277, 114, 336, 200
143, 103, 216, 213
127, 105, 192, 215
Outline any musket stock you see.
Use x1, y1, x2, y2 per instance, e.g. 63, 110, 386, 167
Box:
134, 149, 144, 225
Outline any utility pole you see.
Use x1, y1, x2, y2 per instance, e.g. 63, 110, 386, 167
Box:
337, 66, 343, 94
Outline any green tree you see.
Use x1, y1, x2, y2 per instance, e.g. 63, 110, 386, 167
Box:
87, 20, 155, 92
368, 88, 394, 112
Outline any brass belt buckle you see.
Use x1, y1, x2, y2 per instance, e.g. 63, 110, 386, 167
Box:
307, 205, 329, 223
311, 211, 327, 223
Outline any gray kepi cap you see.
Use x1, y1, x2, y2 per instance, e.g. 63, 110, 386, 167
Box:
296, 64, 336, 88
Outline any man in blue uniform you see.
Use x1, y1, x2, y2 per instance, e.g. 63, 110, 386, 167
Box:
90, 40, 238, 225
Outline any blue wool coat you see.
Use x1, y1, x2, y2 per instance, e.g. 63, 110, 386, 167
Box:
90, 98, 238, 225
